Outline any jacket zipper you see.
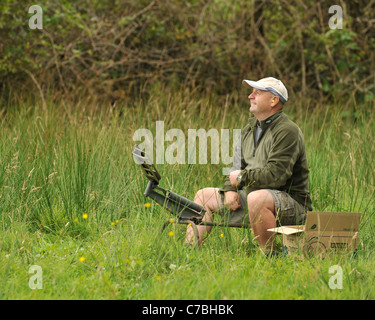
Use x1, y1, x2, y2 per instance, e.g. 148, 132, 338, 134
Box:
253, 126, 264, 157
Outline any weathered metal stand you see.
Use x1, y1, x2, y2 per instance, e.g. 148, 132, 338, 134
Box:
133, 145, 250, 246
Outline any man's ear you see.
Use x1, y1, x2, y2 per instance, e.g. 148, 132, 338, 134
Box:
271, 96, 279, 106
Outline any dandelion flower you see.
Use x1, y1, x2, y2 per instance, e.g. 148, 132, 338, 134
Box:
169, 219, 174, 223
144, 202, 151, 208
79, 256, 85, 262
111, 222, 115, 226
82, 213, 88, 220
74, 218, 78, 222
220, 233, 224, 238
168, 231, 174, 237
156, 276, 162, 281
116, 220, 119, 223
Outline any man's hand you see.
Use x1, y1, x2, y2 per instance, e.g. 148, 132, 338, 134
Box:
229, 170, 242, 187
224, 191, 241, 211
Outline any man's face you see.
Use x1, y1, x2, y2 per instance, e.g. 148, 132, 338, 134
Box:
248, 88, 274, 117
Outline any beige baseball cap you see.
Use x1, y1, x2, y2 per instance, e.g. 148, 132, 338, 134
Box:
242, 77, 288, 104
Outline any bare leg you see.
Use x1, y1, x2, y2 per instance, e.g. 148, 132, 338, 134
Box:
185, 187, 221, 246
247, 190, 276, 253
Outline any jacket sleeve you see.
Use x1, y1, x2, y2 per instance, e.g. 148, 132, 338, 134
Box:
240, 126, 301, 189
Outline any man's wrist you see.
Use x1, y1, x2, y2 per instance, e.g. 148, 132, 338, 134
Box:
236, 170, 245, 187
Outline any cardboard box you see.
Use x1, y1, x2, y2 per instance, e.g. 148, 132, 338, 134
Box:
268, 211, 361, 258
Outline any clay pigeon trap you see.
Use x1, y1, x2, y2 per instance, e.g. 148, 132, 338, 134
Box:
132, 145, 251, 241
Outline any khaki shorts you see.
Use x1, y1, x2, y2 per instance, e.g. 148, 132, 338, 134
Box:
218, 189, 307, 227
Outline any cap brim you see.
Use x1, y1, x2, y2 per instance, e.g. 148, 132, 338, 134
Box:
242, 80, 266, 90
242, 80, 287, 103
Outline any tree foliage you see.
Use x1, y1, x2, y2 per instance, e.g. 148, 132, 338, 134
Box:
0, 0, 374, 106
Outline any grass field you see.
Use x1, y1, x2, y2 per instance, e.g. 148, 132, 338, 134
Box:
0, 88, 374, 300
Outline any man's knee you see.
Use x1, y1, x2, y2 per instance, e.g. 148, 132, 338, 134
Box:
247, 190, 275, 216
194, 187, 221, 212
194, 188, 210, 202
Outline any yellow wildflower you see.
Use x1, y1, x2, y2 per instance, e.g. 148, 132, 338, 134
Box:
79, 256, 85, 262
145, 202, 151, 208
168, 231, 174, 237
156, 276, 162, 281
82, 213, 88, 220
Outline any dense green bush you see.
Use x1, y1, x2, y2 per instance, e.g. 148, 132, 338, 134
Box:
0, 0, 374, 106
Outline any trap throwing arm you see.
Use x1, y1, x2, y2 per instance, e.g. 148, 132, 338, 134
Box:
143, 179, 206, 224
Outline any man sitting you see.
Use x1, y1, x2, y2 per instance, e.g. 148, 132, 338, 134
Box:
185, 77, 313, 255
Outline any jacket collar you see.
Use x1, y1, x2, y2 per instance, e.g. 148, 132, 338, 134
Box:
249, 110, 284, 130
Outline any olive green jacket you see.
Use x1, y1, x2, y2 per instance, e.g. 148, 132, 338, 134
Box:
221, 110, 313, 210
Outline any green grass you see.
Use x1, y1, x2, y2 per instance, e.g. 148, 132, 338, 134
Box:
0, 89, 374, 299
